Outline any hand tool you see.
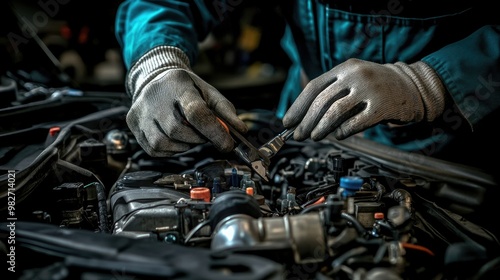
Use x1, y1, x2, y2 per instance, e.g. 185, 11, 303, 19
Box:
217, 115, 296, 183
258, 127, 296, 159
217, 116, 272, 182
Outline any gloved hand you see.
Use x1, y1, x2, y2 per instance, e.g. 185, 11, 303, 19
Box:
126, 46, 247, 157
282, 58, 447, 141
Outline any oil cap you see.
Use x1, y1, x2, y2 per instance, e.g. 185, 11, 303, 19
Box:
190, 187, 211, 202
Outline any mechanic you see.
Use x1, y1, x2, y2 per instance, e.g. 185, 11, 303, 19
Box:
115, 0, 500, 172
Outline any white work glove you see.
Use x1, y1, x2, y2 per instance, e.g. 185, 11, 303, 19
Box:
283, 58, 447, 141
126, 46, 247, 157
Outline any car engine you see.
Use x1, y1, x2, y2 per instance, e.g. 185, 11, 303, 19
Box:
1, 85, 499, 280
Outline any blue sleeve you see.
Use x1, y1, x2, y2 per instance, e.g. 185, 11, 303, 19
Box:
422, 25, 500, 129
115, 0, 245, 69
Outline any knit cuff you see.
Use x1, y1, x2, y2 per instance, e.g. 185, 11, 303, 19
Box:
126, 46, 191, 101
396, 61, 447, 122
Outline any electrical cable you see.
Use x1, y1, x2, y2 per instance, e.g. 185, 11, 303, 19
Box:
184, 219, 211, 244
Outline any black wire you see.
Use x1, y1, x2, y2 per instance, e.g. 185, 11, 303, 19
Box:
115, 203, 176, 223
299, 204, 367, 235
93, 182, 110, 233
305, 184, 335, 201
341, 213, 367, 236
330, 247, 368, 274
184, 237, 212, 245
474, 256, 500, 280
269, 157, 289, 204
184, 219, 211, 244
301, 196, 324, 208
299, 204, 326, 214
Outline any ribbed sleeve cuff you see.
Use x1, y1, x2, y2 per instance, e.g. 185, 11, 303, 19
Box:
396, 61, 447, 122
126, 46, 191, 101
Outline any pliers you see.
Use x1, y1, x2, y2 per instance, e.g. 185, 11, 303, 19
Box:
217, 116, 295, 182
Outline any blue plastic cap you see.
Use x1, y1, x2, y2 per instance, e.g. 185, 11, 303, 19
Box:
340, 176, 363, 197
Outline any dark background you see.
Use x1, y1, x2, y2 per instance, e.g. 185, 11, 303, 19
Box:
0, 0, 291, 111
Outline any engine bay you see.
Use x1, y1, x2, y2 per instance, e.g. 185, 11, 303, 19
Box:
1, 89, 500, 280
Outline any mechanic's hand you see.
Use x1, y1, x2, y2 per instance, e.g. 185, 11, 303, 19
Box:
126, 46, 247, 157
283, 58, 447, 141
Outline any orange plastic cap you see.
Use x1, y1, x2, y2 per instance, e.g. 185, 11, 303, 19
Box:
374, 212, 385, 220
246, 187, 254, 196
190, 187, 211, 202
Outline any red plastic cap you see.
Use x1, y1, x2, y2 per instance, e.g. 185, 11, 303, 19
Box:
374, 212, 385, 220
190, 187, 211, 202
49, 126, 61, 136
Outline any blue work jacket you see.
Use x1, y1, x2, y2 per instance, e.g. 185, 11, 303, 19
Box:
115, 0, 500, 171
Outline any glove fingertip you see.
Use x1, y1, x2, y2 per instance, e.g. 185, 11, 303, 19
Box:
282, 99, 310, 128
282, 114, 296, 128
292, 128, 308, 142
311, 131, 326, 141
235, 120, 249, 134
333, 127, 349, 140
